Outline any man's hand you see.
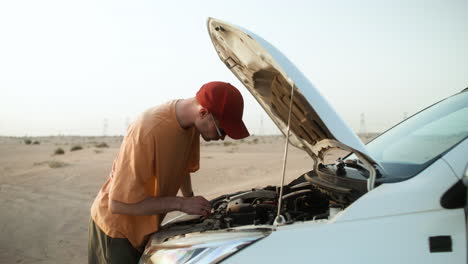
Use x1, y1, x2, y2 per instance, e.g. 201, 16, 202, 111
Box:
180, 196, 211, 217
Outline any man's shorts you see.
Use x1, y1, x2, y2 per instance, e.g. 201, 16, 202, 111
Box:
88, 218, 142, 264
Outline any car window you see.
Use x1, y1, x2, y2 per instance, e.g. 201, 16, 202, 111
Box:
381, 106, 468, 164
352, 91, 468, 181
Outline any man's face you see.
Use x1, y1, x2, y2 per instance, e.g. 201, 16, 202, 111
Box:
195, 111, 226, 142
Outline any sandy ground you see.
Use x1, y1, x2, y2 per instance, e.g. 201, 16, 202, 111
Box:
0, 134, 375, 264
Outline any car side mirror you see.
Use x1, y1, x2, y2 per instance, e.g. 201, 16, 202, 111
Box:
440, 164, 468, 209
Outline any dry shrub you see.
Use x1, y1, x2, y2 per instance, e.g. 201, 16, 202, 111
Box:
48, 160, 68, 168
70, 145, 83, 151
54, 148, 65, 155
223, 141, 233, 147
96, 142, 109, 148
24, 139, 32, 145
34, 160, 68, 168
32, 141, 40, 145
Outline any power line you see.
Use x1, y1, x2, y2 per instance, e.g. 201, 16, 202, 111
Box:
359, 113, 367, 136
259, 113, 264, 135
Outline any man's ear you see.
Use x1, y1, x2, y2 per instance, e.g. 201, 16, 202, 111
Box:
198, 107, 209, 119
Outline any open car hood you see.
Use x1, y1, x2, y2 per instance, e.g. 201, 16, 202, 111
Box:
207, 18, 378, 167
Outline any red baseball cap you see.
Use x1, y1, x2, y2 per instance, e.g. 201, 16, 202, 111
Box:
196, 81, 250, 139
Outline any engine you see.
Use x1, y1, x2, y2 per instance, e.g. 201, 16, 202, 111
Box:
209, 180, 330, 228
157, 176, 330, 239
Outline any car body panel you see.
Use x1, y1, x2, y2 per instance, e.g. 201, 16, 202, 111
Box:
207, 18, 376, 165
225, 209, 466, 263
441, 138, 468, 180
335, 159, 460, 222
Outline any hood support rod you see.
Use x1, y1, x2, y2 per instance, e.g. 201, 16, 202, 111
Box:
274, 81, 295, 226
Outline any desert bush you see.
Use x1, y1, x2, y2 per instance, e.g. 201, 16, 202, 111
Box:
32, 140, 40, 145
54, 148, 65, 155
48, 160, 68, 168
96, 142, 109, 148
70, 145, 83, 151
24, 139, 32, 145
223, 141, 233, 147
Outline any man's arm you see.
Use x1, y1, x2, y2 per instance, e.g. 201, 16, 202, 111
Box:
180, 173, 194, 197
109, 195, 211, 217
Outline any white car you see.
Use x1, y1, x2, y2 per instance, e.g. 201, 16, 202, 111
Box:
139, 18, 468, 264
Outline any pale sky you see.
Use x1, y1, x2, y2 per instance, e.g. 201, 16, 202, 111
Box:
1, 0, 467, 136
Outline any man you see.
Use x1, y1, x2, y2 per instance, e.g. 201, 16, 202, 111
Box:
88, 81, 250, 263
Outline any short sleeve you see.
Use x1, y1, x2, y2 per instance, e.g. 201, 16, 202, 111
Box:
109, 127, 155, 204
186, 133, 200, 173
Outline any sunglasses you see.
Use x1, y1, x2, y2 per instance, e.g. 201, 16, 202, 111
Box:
210, 113, 225, 137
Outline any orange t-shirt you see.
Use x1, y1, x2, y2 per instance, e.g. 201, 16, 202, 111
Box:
91, 100, 200, 250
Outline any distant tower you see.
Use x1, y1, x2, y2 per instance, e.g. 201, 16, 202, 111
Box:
259, 113, 264, 135
124, 117, 130, 133
359, 113, 367, 136
103, 118, 108, 136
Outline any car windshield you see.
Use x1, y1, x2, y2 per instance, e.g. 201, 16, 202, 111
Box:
350, 90, 468, 182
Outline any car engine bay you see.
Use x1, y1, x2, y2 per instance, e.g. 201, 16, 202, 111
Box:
152, 166, 369, 243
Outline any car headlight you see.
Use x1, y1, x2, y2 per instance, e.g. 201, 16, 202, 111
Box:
139, 229, 269, 264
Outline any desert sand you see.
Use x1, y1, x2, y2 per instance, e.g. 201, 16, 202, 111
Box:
0, 134, 375, 263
